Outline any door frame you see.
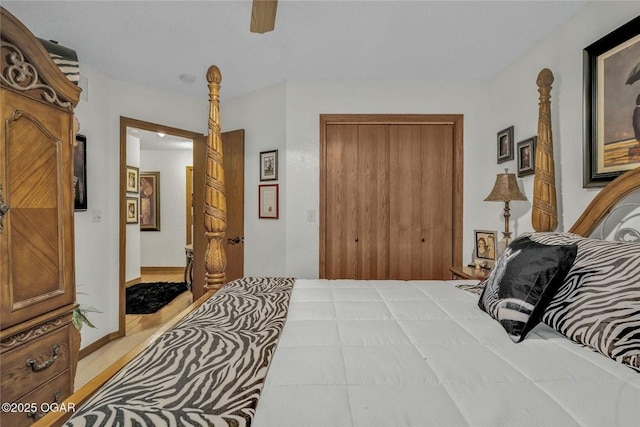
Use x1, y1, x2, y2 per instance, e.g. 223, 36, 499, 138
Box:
186, 166, 194, 245
319, 114, 464, 278
118, 117, 203, 337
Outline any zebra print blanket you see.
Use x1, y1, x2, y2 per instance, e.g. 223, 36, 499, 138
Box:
66, 277, 296, 427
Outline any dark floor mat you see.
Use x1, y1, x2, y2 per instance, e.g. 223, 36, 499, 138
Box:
126, 282, 189, 314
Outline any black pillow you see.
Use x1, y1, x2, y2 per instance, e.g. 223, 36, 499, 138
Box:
478, 236, 577, 343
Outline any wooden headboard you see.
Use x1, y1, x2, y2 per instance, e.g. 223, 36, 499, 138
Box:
570, 166, 640, 237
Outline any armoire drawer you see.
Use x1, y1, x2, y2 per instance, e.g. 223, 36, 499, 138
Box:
0, 324, 71, 403
0, 369, 71, 427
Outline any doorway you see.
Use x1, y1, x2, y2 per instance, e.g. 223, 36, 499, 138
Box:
118, 118, 246, 337
119, 117, 204, 337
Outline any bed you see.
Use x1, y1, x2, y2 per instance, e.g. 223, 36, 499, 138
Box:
37, 64, 640, 426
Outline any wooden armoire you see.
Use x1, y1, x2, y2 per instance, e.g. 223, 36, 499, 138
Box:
0, 7, 81, 426
320, 114, 463, 280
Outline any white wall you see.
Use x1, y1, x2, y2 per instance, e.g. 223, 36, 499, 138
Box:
223, 84, 287, 277
222, 80, 489, 278
73, 65, 115, 347
140, 149, 192, 267
283, 80, 487, 277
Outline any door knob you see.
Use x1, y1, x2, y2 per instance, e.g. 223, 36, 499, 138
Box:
227, 237, 241, 245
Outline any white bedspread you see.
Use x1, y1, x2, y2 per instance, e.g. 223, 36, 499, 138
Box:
252, 279, 640, 427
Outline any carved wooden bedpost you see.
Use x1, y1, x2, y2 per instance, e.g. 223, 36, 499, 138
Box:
204, 65, 226, 291
532, 68, 558, 232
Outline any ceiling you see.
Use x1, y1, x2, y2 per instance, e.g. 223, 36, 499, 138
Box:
129, 128, 193, 151
3, 1, 587, 101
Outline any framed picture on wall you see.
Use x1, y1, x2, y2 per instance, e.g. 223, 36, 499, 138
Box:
126, 165, 139, 193
517, 136, 536, 177
497, 126, 514, 163
583, 16, 640, 187
259, 184, 279, 219
74, 134, 88, 211
473, 229, 498, 268
126, 197, 139, 224
260, 150, 278, 181
140, 171, 161, 231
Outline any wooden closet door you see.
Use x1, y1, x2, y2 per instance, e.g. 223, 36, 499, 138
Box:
321, 114, 463, 280
357, 125, 390, 279
324, 124, 359, 278
421, 124, 454, 279
389, 124, 454, 280
389, 125, 424, 280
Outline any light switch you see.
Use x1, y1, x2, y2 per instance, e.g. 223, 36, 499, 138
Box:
307, 209, 316, 222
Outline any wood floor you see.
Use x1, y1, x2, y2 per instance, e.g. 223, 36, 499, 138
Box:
75, 271, 191, 391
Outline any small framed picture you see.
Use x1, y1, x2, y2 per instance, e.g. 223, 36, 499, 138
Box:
259, 184, 279, 219
497, 126, 515, 163
126, 197, 139, 224
517, 136, 536, 177
473, 229, 498, 268
74, 134, 88, 211
260, 150, 278, 181
126, 165, 139, 193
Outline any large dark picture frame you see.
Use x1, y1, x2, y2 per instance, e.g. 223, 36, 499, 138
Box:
74, 134, 87, 211
583, 16, 640, 187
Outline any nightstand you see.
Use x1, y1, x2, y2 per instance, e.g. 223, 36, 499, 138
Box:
450, 266, 490, 281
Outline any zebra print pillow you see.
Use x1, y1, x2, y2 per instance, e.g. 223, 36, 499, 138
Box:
530, 232, 640, 372
478, 236, 577, 343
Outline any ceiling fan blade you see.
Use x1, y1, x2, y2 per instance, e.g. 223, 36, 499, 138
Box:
250, 0, 278, 34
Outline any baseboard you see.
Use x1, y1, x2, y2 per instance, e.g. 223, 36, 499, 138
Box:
79, 330, 122, 360
141, 266, 184, 274
125, 276, 142, 289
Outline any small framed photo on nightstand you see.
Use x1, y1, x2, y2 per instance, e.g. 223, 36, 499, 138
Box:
473, 229, 498, 268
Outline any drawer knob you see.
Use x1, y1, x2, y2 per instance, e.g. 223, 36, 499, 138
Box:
25, 344, 60, 372
27, 391, 60, 420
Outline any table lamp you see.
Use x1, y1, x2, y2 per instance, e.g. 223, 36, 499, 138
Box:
484, 169, 527, 248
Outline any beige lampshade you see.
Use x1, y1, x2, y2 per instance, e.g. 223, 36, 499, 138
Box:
484, 171, 527, 202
